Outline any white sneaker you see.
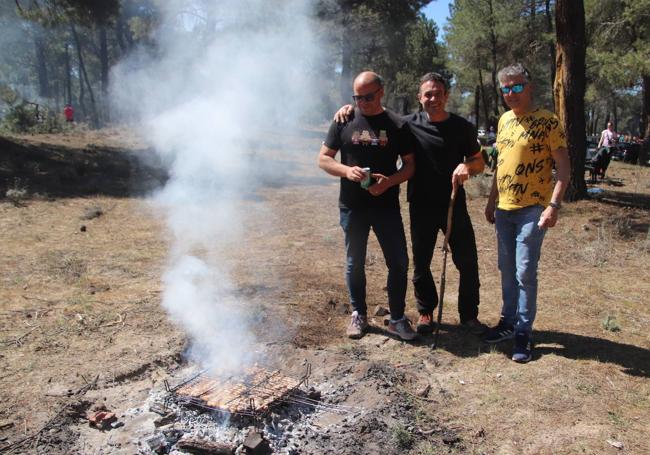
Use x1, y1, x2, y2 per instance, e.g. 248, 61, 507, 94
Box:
346, 311, 368, 339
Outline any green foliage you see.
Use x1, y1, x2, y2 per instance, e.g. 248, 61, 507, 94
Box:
16, 0, 120, 26
585, 0, 650, 135
446, 0, 557, 125
391, 423, 414, 449
394, 15, 446, 105
318, 0, 438, 108
1, 102, 64, 134
601, 314, 621, 332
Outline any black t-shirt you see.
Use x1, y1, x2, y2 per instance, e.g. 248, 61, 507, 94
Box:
405, 112, 480, 208
324, 109, 415, 209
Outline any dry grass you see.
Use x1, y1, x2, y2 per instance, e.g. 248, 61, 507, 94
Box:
0, 131, 649, 454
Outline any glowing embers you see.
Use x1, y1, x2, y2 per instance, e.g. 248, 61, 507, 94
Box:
171, 365, 304, 416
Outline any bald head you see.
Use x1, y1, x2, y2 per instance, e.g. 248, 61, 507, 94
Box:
352, 71, 384, 116
353, 71, 383, 89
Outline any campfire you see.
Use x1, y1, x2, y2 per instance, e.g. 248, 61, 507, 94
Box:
131, 362, 355, 453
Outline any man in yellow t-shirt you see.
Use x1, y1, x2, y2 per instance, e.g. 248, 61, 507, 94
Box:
484, 63, 570, 363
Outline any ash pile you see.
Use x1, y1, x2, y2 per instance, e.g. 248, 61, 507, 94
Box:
136, 363, 355, 454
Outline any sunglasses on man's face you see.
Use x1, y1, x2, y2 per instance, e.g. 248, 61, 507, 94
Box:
500, 83, 526, 95
352, 88, 381, 103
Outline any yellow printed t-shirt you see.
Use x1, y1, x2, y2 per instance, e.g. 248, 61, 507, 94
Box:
495, 108, 566, 210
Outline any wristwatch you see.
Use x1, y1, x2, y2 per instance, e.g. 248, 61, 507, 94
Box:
549, 201, 561, 210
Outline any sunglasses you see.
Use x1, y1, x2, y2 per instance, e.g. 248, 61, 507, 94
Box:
500, 83, 526, 95
352, 88, 381, 103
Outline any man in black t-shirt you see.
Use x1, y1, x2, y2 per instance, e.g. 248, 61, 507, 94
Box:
407, 73, 485, 336
318, 71, 417, 341
334, 72, 486, 336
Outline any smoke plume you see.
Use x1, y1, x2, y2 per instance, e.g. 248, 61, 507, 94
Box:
111, 0, 323, 377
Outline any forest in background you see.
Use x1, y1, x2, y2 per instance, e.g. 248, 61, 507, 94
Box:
0, 0, 648, 198
0, 0, 648, 133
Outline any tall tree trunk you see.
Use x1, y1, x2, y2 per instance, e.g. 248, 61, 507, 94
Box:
71, 24, 99, 128
115, 14, 128, 53
554, 0, 587, 201
64, 43, 72, 105
478, 67, 490, 128
98, 25, 109, 124
98, 26, 109, 97
474, 85, 480, 127
78, 52, 86, 120
545, 0, 556, 109
34, 34, 49, 98
639, 74, 650, 166
487, 0, 502, 115
340, 28, 352, 104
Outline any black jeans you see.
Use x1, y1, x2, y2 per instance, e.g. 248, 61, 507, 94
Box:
339, 206, 409, 319
409, 202, 480, 323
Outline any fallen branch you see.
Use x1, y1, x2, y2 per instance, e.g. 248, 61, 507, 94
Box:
99, 313, 125, 328
0, 326, 40, 347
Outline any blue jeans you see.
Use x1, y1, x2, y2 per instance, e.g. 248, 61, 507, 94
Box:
495, 205, 546, 335
339, 206, 408, 319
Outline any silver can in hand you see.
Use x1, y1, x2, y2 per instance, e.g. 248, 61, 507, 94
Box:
360, 167, 372, 190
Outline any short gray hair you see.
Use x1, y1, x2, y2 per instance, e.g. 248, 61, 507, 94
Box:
497, 63, 531, 84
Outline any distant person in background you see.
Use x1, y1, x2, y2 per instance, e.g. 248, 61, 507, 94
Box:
484, 63, 570, 363
318, 71, 417, 341
63, 104, 74, 123
597, 122, 617, 149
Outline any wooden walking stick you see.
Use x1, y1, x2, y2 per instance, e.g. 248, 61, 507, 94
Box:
432, 188, 457, 349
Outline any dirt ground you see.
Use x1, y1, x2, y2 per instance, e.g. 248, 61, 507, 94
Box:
1, 130, 649, 454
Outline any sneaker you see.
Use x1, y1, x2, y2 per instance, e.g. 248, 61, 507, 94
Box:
386, 317, 418, 341
461, 318, 488, 336
484, 320, 515, 344
416, 312, 435, 335
512, 332, 533, 363
346, 311, 368, 339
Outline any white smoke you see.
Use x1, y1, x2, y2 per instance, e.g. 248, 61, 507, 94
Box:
111, 0, 323, 377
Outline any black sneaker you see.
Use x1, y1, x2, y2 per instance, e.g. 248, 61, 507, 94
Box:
484, 320, 514, 344
461, 318, 488, 336
512, 332, 533, 363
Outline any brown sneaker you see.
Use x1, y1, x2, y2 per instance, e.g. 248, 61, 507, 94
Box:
346, 311, 368, 339
461, 318, 488, 336
386, 317, 418, 341
416, 312, 435, 335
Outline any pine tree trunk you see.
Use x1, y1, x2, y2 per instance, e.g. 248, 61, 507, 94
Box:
554, 0, 587, 201
34, 34, 49, 98
487, 0, 502, 116
98, 25, 109, 124
474, 84, 480, 127
64, 43, 72, 105
640, 74, 650, 166
71, 24, 99, 128
545, 0, 556, 109
99, 26, 109, 97
340, 30, 352, 104
478, 67, 490, 128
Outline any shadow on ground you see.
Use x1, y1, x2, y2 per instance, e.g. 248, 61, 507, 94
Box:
0, 135, 331, 201
0, 136, 168, 199
425, 324, 649, 377
595, 188, 650, 210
